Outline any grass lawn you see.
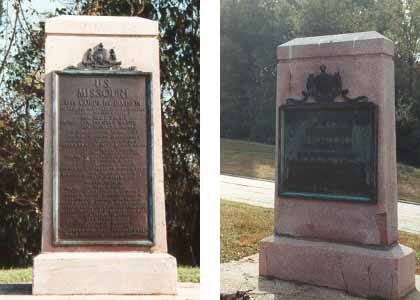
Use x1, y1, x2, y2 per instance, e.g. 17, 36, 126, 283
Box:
178, 266, 200, 283
0, 268, 32, 283
221, 138, 420, 203
221, 139, 275, 180
0, 266, 200, 284
398, 164, 420, 202
221, 200, 420, 274
221, 200, 273, 263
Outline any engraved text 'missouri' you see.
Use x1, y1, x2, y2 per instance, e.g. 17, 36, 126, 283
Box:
58, 74, 150, 242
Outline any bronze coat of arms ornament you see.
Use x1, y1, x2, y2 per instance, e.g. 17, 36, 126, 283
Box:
66, 43, 136, 71
286, 65, 368, 104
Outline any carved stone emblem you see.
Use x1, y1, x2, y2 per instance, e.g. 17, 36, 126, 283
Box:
286, 65, 368, 104
66, 43, 136, 71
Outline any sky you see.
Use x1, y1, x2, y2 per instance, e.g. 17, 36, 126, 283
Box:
31, 0, 65, 13
0, 0, 66, 94
27, 0, 66, 22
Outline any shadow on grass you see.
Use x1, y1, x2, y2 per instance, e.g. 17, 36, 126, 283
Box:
0, 283, 31, 295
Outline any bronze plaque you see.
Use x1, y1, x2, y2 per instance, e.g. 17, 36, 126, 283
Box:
278, 102, 377, 203
52, 71, 153, 245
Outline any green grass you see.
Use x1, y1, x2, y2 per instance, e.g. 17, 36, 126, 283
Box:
220, 199, 420, 274
399, 231, 420, 274
221, 138, 420, 203
0, 268, 32, 283
221, 200, 273, 263
178, 266, 200, 283
221, 138, 275, 180
398, 163, 420, 202
0, 266, 200, 283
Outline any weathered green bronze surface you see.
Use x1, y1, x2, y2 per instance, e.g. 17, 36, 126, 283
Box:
52, 70, 155, 246
278, 102, 377, 203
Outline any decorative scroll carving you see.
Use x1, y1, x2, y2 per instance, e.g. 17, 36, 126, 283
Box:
286, 65, 368, 104
66, 43, 136, 71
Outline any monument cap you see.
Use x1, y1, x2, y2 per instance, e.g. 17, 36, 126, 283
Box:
277, 31, 394, 60
45, 15, 158, 36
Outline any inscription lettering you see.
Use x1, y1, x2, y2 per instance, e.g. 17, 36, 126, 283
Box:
278, 103, 377, 202
57, 74, 150, 242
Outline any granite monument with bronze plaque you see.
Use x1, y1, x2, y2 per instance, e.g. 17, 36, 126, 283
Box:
259, 32, 416, 299
33, 16, 177, 295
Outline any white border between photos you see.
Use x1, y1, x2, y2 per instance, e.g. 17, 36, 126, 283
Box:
200, 0, 220, 299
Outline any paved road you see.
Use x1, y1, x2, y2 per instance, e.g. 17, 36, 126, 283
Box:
221, 174, 420, 235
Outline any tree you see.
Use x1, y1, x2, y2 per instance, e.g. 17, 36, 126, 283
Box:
221, 0, 420, 166
294, 0, 376, 37
221, 0, 296, 144
374, 0, 420, 163
0, 2, 44, 266
155, 0, 200, 266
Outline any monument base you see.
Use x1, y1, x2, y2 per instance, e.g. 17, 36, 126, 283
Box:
259, 235, 415, 299
32, 252, 177, 295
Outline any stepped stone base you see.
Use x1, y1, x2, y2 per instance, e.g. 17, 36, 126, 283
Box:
33, 252, 177, 295
260, 235, 416, 299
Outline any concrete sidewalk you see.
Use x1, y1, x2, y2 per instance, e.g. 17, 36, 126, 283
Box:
221, 254, 420, 300
221, 174, 420, 235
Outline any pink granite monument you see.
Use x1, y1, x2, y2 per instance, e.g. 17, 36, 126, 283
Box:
32, 16, 177, 295
259, 32, 416, 299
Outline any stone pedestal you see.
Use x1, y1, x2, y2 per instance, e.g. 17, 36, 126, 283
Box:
260, 236, 414, 299
33, 252, 177, 295
33, 16, 177, 295
259, 32, 415, 299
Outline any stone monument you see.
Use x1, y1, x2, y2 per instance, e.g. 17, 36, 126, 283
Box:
32, 16, 177, 295
259, 32, 416, 299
